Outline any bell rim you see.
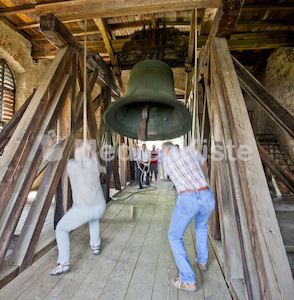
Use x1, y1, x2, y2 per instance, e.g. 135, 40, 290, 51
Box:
103, 95, 192, 141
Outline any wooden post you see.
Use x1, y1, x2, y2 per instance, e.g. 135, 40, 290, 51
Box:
212, 36, 294, 299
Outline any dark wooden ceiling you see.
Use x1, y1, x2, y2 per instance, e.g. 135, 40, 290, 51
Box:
0, 0, 294, 75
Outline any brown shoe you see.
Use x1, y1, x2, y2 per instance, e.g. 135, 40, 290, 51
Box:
195, 258, 208, 271
171, 277, 197, 292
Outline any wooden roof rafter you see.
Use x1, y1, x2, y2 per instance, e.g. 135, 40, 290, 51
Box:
93, 18, 125, 93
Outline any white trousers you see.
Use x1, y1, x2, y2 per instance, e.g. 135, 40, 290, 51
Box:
55, 203, 106, 264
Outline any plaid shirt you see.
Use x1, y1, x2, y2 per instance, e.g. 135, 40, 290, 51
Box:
163, 146, 208, 194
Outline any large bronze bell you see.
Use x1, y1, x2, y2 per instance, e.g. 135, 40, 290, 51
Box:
103, 59, 192, 141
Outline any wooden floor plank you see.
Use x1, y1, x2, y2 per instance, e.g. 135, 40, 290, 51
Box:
71, 204, 152, 300
0, 182, 230, 300
14, 203, 125, 300
94, 205, 155, 300
124, 204, 166, 300
151, 204, 179, 300
199, 239, 232, 299
0, 203, 123, 299
43, 203, 132, 299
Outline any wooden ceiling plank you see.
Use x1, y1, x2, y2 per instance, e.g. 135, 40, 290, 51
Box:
236, 20, 294, 27
241, 4, 294, 11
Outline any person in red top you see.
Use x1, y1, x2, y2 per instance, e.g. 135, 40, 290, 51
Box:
150, 145, 159, 182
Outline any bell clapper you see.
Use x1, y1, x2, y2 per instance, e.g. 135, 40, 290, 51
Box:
137, 104, 150, 141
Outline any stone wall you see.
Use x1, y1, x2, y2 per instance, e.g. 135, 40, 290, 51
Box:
0, 20, 51, 112
245, 47, 294, 160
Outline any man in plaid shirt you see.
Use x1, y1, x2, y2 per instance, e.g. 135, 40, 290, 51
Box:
162, 142, 215, 292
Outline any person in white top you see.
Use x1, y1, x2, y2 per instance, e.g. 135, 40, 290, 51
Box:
136, 143, 151, 188
50, 141, 106, 276
132, 143, 139, 175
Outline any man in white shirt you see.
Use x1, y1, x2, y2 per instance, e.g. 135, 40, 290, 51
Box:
131, 143, 139, 176
136, 143, 151, 188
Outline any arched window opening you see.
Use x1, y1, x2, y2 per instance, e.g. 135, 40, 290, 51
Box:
0, 59, 15, 131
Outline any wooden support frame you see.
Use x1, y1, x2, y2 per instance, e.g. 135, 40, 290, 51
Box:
211, 36, 294, 299
0, 68, 73, 267
39, 13, 121, 98
232, 56, 294, 140
7, 49, 107, 270
0, 46, 73, 220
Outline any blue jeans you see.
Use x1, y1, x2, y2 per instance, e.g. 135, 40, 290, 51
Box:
56, 203, 106, 264
168, 189, 215, 283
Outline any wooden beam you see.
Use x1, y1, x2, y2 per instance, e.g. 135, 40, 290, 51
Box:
198, 0, 243, 82
200, 8, 217, 35
0, 0, 66, 16
0, 46, 73, 220
10, 84, 86, 270
94, 18, 125, 93
35, 0, 220, 20
213, 36, 294, 299
19, 19, 192, 31
257, 142, 294, 195
151, 13, 157, 29
210, 0, 242, 39
32, 31, 294, 60
185, 9, 195, 73
39, 13, 121, 97
0, 71, 73, 268
1, 2, 291, 19
232, 56, 294, 140
0, 90, 35, 153
10, 139, 70, 269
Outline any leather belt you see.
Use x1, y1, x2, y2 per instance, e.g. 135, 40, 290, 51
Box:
179, 186, 209, 194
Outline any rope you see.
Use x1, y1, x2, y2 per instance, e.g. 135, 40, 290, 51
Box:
83, 19, 88, 142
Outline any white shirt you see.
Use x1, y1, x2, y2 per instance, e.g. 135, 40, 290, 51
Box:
132, 148, 138, 161
137, 149, 151, 163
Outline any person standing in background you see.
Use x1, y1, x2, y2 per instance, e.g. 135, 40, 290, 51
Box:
150, 145, 159, 182
137, 143, 151, 189
132, 142, 139, 176
158, 148, 165, 180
